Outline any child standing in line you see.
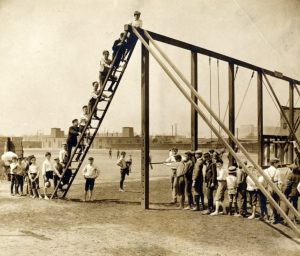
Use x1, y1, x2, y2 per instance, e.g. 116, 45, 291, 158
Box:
246, 165, 259, 219
211, 159, 227, 215
15, 157, 26, 196
174, 155, 186, 209
82, 157, 99, 202
226, 166, 240, 216
42, 152, 55, 200
9, 157, 18, 196
28, 156, 42, 199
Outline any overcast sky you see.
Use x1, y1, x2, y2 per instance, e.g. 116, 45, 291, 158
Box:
0, 0, 300, 137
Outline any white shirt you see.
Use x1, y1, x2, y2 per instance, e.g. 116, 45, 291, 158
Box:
165, 154, 177, 170
99, 58, 112, 73
217, 167, 227, 181
264, 165, 280, 184
79, 113, 89, 126
59, 149, 67, 164
29, 164, 39, 175
130, 19, 143, 28
117, 157, 127, 169
42, 159, 54, 176
10, 162, 17, 174
226, 175, 237, 191
246, 176, 258, 191
82, 164, 99, 179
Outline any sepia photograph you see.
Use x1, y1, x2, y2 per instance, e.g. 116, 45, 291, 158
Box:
0, 0, 300, 255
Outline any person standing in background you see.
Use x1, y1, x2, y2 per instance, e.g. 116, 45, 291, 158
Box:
192, 150, 205, 211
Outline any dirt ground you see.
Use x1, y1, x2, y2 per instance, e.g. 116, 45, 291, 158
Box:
0, 178, 300, 256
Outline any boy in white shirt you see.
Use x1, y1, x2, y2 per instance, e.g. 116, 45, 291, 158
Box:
226, 166, 239, 216
130, 11, 143, 28
211, 159, 227, 215
117, 151, 129, 192
82, 157, 99, 201
246, 165, 259, 219
28, 156, 42, 199
42, 152, 54, 200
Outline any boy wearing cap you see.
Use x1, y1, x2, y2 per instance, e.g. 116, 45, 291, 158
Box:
82, 157, 99, 201
211, 159, 227, 215
204, 152, 217, 213
264, 158, 281, 224
192, 150, 205, 211
226, 166, 239, 216
183, 151, 194, 210
130, 11, 143, 28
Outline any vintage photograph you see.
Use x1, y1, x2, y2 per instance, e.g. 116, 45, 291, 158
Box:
0, 0, 300, 255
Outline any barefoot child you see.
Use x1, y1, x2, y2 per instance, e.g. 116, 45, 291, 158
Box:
246, 165, 259, 219
82, 157, 99, 201
226, 166, 239, 216
28, 156, 42, 199
211, 159, 227, 215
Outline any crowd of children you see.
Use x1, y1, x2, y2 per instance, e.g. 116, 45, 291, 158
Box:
165, 148, 300, 224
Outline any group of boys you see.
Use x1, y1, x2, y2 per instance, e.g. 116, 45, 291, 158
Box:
166, 148, 300, 224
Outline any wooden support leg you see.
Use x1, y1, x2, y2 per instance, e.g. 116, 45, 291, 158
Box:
228, 63, 235, 165
141, 36, 150, 209
191, 52, 198, 151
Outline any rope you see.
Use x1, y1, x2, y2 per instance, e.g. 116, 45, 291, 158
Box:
217, 59, 221, 133
235, 71, 255, 121
209, 57, 212, 141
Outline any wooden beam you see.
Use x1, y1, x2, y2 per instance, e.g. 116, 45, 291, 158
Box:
146, 30, 300, 85
289, 82, 294, 163
228, 63, 235, 165
141, 35, 150, 209
257, 71, 264, 166
191, 52, 198, 151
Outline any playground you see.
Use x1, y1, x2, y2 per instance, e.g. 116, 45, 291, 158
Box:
1, 1, 300, 255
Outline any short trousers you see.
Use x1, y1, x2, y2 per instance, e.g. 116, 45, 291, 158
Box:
248, 190, 258, 206
85, 178, 95, 191
30, 174, 40, 189
228, 193, 237, 203
215, 181, 227, 201
44, 171, 54, 182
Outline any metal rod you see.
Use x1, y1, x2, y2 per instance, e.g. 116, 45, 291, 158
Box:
136, 28, 300, 235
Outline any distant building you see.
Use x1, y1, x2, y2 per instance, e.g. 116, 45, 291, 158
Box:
280, 106, 300, 139
122, 127, 134, 137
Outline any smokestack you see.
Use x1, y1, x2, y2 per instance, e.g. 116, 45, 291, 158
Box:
172, 125, 173, 136
175, 123, 177, 136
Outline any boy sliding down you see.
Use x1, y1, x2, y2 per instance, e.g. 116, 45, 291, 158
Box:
82, 157, 100, 202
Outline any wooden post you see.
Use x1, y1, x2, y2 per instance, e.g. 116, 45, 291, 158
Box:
191, 52, 198, 151
257, 71, 264, 166
228, 63, 235, 165
141, 35, 150, 209
266, 139, 270, 165
289, 82, 294, 163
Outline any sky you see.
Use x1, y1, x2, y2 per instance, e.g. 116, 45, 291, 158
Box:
0, 0, 300, 137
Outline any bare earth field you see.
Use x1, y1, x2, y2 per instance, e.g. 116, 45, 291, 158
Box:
0, 177, 300, 256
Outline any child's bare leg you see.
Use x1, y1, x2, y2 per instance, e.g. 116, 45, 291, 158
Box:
90, 190, 93, 201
